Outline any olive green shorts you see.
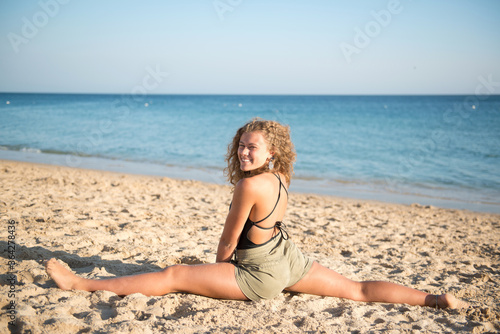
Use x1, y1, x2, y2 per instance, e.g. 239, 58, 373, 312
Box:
233, 235, 313, 301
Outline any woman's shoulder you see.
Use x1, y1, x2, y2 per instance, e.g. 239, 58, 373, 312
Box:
235, 173, 279, 193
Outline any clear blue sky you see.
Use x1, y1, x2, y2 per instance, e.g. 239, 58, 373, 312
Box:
1, 0, 499, 95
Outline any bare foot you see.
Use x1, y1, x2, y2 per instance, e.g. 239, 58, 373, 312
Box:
438, 293, 470, 309
45, 258, 84, 291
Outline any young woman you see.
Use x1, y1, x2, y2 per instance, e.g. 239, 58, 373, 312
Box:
46, 118, 467, 308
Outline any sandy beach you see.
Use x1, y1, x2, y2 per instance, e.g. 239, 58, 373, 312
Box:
1, 159, 499, 333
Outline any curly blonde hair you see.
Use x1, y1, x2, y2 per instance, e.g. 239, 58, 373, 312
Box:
225, 118, 296, 186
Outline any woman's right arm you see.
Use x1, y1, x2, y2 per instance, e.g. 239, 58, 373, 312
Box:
216, 178, 258, 263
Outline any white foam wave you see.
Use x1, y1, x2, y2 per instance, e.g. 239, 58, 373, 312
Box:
21, 147, 42, 154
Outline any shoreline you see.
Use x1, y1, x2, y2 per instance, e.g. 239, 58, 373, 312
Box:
1, 159, 499, 332
1, 149, 499, 214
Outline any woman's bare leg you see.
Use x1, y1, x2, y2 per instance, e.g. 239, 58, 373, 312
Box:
45, 258, 248, 300
286, 262, 468, 309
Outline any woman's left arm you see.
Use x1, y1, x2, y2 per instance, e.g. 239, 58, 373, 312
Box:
216, 179, 257, 263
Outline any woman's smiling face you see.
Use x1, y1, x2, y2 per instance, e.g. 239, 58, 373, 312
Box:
238, 131, 273, 172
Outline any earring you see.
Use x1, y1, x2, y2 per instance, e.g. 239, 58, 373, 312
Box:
268, 157, 274, 170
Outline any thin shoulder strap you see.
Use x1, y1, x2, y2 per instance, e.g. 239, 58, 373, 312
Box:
252, 174, 286, 226
276, 173, 288, 197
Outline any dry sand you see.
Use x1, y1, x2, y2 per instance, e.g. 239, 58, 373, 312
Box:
1, 160, 499, 333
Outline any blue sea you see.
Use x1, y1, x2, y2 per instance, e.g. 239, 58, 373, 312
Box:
1, 93, 499, 213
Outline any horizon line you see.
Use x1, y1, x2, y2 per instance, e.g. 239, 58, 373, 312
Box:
2, 91, 499, 97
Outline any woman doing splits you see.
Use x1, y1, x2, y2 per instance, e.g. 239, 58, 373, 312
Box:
46, 118, 468, 309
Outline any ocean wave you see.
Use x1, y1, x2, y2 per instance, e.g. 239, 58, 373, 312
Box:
0, 145, 94, 157
0, 145, 44, 154
20, 147, 42, 154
